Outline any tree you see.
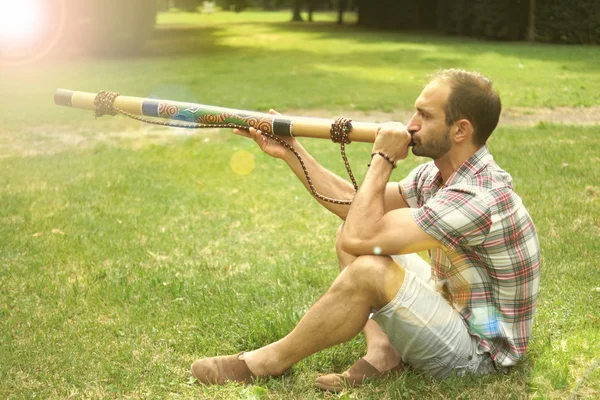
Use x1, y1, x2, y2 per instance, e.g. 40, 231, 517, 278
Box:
337, 0, 347, 24
527, 0, 535, 41
307, 0, 314, 22
292, 0, 304, 21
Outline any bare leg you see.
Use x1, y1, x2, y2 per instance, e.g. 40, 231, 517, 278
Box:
243, 255, 405, 376
335, 225, 402, 372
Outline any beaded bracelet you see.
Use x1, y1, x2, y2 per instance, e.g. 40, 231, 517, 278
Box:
368, 152, 397, 169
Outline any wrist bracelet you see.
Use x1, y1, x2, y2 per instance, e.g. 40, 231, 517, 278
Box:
368, 152, 397, 169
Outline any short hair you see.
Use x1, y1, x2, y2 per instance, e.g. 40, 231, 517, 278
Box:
429, 69, 501, 146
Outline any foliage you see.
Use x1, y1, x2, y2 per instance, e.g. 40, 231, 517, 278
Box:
535, 0, 600, 44
173, 0, 201, 12
357, 0, 600, 44
357, 0, 527, 35
219, 0, 251, 12
437, 0, 528, 40
356, 0, 420, 30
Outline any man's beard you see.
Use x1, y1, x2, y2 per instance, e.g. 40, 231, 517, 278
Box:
412, 127, 452, 159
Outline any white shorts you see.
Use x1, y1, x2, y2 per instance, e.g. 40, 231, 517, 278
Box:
371, 254, 500, 379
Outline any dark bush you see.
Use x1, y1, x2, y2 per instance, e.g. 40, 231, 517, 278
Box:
535, 0, 600, 44
357, 0, 599, 44
437, 0, 528, 40
356, 0, 437, 31
174, 0, 200, 12
220, 0, 251, 13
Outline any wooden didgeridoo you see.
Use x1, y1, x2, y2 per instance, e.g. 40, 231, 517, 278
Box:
54, 89, 379, 143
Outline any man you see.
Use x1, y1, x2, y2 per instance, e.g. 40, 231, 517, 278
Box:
190, 69, 540, 391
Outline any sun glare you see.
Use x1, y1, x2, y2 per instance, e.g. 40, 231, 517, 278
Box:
0, 0, 66, 66
0, 0, 43, 42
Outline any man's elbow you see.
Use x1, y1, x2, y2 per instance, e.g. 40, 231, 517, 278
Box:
339, 233, 369, 255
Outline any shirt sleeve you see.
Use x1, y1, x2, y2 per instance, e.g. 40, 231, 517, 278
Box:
399, 164, 427, 208
410, 187, 492, 250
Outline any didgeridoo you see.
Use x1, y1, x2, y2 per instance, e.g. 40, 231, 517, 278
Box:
54, 89, 380, 143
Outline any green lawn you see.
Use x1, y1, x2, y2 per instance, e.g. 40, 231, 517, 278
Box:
1, 10, 599, 131
1, 10, 599, 400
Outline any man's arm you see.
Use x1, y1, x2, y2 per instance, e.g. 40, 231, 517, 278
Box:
282, 143, 408, 220
340, 123, 440, 255
235, 112, 407, 220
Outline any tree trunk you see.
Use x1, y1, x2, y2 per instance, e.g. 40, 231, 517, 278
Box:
337, 0, 347, 24
527, 0, 536, 41
292, 0, 304, 21
307, 0, 314, 22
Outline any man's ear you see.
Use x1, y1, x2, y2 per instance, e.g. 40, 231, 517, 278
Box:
453, 119, 473, 143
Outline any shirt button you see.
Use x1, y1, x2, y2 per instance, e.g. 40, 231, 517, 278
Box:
468, 356, 473, 360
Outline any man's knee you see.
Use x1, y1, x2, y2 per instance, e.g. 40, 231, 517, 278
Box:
346, 255, 395, 280
337, 255, 405, 308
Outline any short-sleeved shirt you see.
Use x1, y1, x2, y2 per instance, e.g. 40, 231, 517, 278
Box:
400, 145, 540, 367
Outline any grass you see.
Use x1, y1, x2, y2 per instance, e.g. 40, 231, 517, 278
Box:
1, 11, 599, 131
0, 10, 599, 400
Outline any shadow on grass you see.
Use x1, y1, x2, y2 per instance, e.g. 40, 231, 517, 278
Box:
141, 23, 465, 69
33, 17, 600, 75
130, 20, 600, 79
144, 25, 235, 57
265, 21, 600, 69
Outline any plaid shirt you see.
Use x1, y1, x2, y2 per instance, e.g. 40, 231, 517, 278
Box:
400, 145, 540, 367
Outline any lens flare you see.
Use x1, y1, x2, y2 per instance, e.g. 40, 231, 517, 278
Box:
0, 0, 65, 66
230, 150, 255, 176
0, 0, 42, 40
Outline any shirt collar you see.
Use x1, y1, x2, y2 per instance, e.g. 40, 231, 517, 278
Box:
433, 145, 492, 189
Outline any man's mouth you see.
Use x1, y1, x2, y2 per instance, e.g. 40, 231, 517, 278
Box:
409, 131, 416, 147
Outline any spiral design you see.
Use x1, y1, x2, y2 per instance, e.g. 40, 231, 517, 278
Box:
158, 103, 178, 118
199, 113, 229, 124
193, 113, 272, 132
256, 119, 273, 133
241, 117, 257, 128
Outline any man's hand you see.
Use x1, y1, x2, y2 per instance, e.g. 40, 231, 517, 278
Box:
232, 109, 299, 160
372, 122, 412, 162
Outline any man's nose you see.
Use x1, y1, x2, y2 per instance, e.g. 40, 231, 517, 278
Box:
407, 114, 420, 134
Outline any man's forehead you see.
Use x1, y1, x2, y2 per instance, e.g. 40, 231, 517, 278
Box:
415, 80, 450, 110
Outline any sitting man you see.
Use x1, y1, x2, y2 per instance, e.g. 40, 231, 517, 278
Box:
191, 69, 541, 391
